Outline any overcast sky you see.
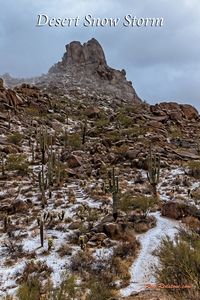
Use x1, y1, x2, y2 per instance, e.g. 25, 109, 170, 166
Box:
0, 0, 200, 110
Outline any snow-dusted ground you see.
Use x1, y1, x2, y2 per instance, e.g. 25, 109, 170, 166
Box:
0, 180, 102, 298
120, 212, 180, 297
121, 167, 188, 297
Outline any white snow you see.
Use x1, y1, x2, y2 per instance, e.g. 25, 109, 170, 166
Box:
120, 212, 180, 297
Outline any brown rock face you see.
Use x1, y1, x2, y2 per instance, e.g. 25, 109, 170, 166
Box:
151, 102, 199, 120
62, 38, 107, 66
0, 78, 23, 108
180, 104, 199, 120
66, 154, 82, 168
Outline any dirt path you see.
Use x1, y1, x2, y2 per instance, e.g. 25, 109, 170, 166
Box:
121, 212, 180, 297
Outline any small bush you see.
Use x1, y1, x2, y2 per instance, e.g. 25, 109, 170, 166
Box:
132, 195, 157, 217
57, 243, 73, 257
187, 161, 200, 178
86, 277, 113, 300
68, 133, 82, 150
52, 275, 77, 300
119, 192, 157, 216
113, 239, 139, 259
19, 260, 52, 283
154, 230, 200, 298
17, 277, 41, 300
119, 191, 134, 213
169, 125, 183, 139
183, 216, 200, 232
70, 250, 94, 273
7, 132, 23, 145
6, 154, 29, 175
111, 256, 131, 281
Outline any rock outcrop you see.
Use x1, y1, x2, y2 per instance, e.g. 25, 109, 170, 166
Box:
46, 38, 141, 104
151, 102, 199, 120
0, 78, 23, 108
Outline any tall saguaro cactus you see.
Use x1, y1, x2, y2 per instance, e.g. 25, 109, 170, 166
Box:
38, 127, 48, 165
108, 167, 119, 221
147, 144, 160, 198
82, 118, 87, 145
0, 153, 5, 176
40, 218, 44, 247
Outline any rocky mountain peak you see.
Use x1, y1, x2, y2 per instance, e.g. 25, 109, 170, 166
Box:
1, 39, 142, 104
46, 38, 141, 104
62, 38, 107, 67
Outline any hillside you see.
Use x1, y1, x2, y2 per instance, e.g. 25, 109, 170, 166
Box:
0, 39, 200, 300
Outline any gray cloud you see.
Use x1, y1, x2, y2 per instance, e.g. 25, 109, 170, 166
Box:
0, 0, 199, 110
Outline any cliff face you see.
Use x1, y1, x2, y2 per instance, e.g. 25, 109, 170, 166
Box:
46, 38, 142, 104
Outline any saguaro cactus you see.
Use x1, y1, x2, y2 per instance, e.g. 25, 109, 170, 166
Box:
108, 167, 119, 221
64, 128, 68, 150
40, 218, 44, 247
38, 128, 48, 165
0, 153, 5, 176
4, 215, 10, 232
82, 118, 87, 145
147, 144, 160, 198
31, 143, 35, 164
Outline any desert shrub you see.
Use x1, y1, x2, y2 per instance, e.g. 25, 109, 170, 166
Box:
132, 195, 157, 217
112, 144, 129, 156
26, 106, 40, 117
111, 256, 131, 281
105, 131, 122, 143
121, 126, 147, 138
86, 276, 113, 300
119, 191, 134, 212
57, 243, 73, 257
68, 133, 82, 150
95, 116, 109, 130
2, 296, 14, 300
70, 250, 94, 273
191, 188, 200, 201
17, 277, 41, 300
116, 113, 133, 128
7, 131, 23, 145
113, 239, 139, 259
187, 161, 200, 178
52, 275, 77, 300
183, 216, 200, 232
20, 260, 52, 283
119, 192, 157, 216
169, 125, 183, 139
154, 230, 200, 298
6, 154, 29, 175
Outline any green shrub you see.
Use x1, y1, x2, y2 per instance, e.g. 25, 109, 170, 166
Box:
116, 113, 133, 128
187, 161, 200, 178
169, 125, 183, 139
17, 277, 40, 300
119, 192, 157, 215
119, 191, 134, 213
52, 275, 77, 300
132, 195, 157, 216
7, 132, 23, 145
68, 133, 82, 150
154, 230, 200, 298
6, 154, 29, 175
121, 126, 147, 138
86, 277, 113, 300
